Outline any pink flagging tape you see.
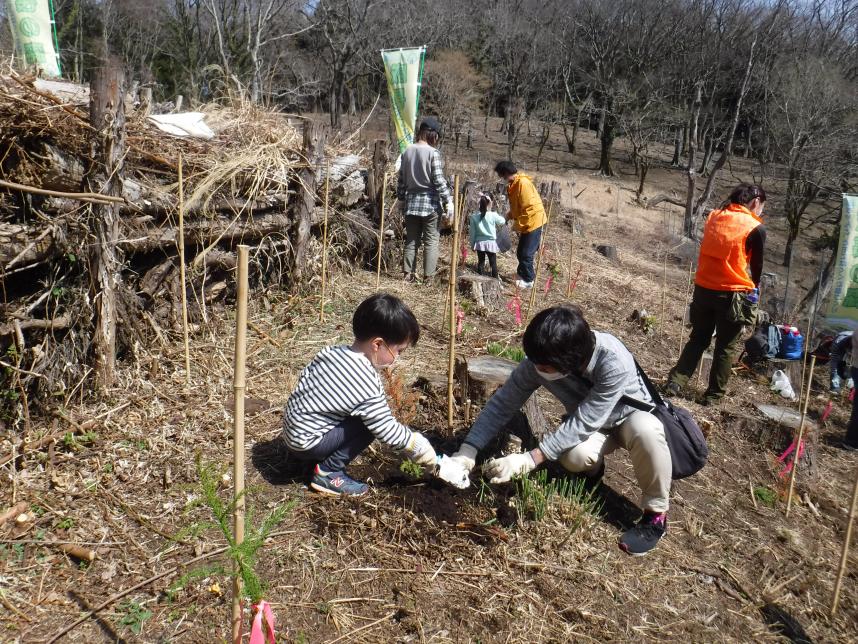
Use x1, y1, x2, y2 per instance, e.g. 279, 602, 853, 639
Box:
569, 265, 583, 294
506, 293, 522, 326
851, 387, 855, 402
460, 242, 469, 265
778, 439, 805, 478
544, 274, 554, 294
456, 307, 465, 335
822, 400, 833, 422
249, 600, 276, 644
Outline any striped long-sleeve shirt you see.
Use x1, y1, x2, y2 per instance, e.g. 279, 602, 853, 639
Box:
283, 345, 413, 451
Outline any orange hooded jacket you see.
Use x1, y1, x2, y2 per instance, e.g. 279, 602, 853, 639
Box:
506, 174, 546, 233
695, 203, 763, 292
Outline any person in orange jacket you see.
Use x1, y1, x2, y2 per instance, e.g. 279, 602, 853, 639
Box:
665, 184, 767, 405
495, 161, 546, 288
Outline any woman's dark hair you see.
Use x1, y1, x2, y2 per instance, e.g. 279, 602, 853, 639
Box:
416, 124, 440, 147
726, 184, 766, 207
522, 304, 595, 374
494, 160, 517, 177
352, 293, 420, 345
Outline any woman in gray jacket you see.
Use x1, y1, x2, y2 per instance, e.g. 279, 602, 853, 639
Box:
449, 304, 672, 555
396, 117, 453, 283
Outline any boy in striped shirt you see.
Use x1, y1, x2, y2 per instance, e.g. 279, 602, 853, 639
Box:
283, 293, 437, 496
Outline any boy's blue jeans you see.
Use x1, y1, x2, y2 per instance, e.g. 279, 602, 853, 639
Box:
291, 417, 374, 473
516, 226, 542, 282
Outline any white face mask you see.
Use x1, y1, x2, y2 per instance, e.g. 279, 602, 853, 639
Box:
535, 368, 567, 381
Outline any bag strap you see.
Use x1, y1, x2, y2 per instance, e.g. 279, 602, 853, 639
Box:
618, 359, 662, 413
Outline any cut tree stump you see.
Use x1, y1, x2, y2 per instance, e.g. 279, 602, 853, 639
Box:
595, 244, 618, 261
461, 355, 551, 443
458, 274, 504, 311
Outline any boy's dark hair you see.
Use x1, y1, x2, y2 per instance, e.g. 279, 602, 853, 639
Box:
494, 160, 517, 177
352, 293, 420, 345
522, 304, 595, 374
726, 183, 766, 207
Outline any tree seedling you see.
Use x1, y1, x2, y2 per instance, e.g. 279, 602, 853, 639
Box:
400, 459, 425, 478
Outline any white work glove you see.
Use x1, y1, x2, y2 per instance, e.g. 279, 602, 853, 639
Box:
446, 198, 455, 216
448, 443, 478, 473
404, 431, 437, 467
482, 452, 536, 484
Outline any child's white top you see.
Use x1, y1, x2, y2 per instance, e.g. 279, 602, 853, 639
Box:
283, 345, 412, 451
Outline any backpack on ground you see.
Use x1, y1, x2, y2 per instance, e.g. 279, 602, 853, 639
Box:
620, 362, 708, 480
744, 321, 781, 361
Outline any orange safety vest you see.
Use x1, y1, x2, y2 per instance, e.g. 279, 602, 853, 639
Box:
695, 203, 762, 292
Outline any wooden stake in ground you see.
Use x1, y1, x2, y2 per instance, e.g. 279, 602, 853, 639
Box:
786, 354, 816, 517
177, 152, 191, 386
526, 194, 555, 320
376, 172, 388, 290
831, 465, 858, 616
565, 240, 575, 298
320, 162, 331, 321
231, 245, 249, 642
661, 251, 668, 334
796, 315, 815, 412
677, 262, 694, 358
447, 175, 461, 430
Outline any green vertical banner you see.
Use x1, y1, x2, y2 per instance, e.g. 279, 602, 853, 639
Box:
381, 47, 426, 154
9, 0, 62, 77
826, 195, 858, 327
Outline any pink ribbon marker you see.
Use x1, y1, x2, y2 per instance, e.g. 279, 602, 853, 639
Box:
506, 294, 522, 326
460, 242, 469, 265
821, 401, 833, 422
777, 439, 805, 478
544, 274, 554, 294
851, 387, 855, 402
456, 308, 465, 335
569, 266, 583, 294
249, 600, 276, 644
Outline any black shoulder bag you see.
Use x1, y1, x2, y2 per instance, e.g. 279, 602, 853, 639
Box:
620, 361, 708, 480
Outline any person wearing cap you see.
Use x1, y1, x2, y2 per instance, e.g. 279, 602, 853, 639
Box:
397, 117, 454, 283
664, 183, 767, 405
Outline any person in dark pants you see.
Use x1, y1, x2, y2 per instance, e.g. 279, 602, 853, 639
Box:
494, 161, 546, 289
282, 293, 437, 495
844, 331, 858, 450
665, 184, 767, 405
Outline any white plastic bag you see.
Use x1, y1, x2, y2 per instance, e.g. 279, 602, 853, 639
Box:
770, 369, 796, 400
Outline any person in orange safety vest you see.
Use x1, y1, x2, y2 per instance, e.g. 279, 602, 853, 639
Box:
664, 184, 767, 405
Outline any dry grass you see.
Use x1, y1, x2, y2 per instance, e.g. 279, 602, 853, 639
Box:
1, 114, 856, 643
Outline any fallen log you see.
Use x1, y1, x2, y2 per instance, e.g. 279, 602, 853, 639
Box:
646, 194, 686, 209
0, 315, 70, 336
0, 501, 29, 526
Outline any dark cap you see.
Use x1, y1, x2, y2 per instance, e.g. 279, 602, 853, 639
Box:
419, 116, 442, 136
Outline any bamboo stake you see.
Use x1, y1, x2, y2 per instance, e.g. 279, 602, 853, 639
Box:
231, 245, 249, 643
796, 315, 814, 413
447, 175, 461, 430
677, 262, 694, 358
661, 251, 668, 334
831, 465, 858, 616
320, 162, 331, 321
565, 239, 575, 298
526, 194, 555, 321
177, 152, 191, 387
786, 355, 816, 517
375, 173, 388, 290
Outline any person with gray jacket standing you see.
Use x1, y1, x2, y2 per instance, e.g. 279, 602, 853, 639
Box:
448, 304, 673, 555
397, 117, 453, 283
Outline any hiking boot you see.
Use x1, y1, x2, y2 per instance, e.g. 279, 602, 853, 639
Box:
698, 393, 722, 407
309, 467, 368, 497
662, 381, 682, 398
619, 512, 667, 556
403, 273, 416, 283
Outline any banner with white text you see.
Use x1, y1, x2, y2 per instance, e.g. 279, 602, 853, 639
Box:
825, 194, 858, 329
9, 0, 61, 77
381, 47, 426, 154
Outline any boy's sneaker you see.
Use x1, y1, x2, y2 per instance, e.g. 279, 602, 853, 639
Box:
515, 279, 534, 289
310, 467, 368, 497
619, 512, 667, 556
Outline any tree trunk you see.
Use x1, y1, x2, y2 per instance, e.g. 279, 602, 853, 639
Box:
84, 63, 126, 389
598, 105, 615, 177
671, 127, 682, 167
636, 160, 649, 201
745, 121, 753, 159
292, 121, 326, 285
683, 83, 703, 237
536, 125, 550, 170
562, 123, 575, 153
691, 37, 758, 221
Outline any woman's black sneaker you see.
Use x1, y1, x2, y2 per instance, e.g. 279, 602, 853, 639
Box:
619, 512, 667, 556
